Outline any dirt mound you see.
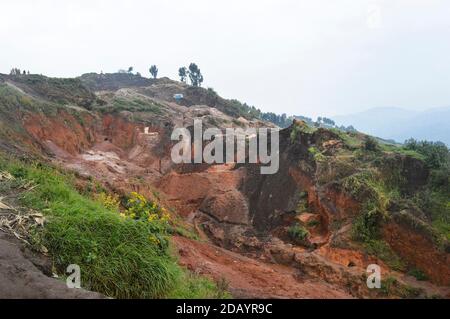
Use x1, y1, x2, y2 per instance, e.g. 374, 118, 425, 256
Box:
0, 233, 104, 299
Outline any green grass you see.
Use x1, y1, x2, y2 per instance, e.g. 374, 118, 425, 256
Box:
290, 121, 316, 142
287, 224, 309, 244
168, 274, 231, 299
98, 96, 164, 114
330, 128, 362, 149
0, 156, 227, 299
0, 83, 61, 116
379, 276, 423, 298
379, 143, 427, 161
342, 171, 391, 210
345, 171, 409, 270
416, 191, 450, 241
363, 239, 406, 271
7, 74, 95, 107
351, 202, 383, 242
308, 147, 326, 162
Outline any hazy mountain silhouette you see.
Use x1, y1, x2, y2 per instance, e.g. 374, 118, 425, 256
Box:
333, 106, 450, 145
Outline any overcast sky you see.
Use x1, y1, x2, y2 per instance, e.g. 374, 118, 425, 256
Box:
1, 0, 450, 118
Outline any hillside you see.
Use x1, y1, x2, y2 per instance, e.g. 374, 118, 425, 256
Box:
0, 72, 449, 299
333, 107, 450, 145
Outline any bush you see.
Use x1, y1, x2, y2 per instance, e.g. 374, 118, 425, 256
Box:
341, 171, 390, 209
296, 193, 309, 213
430, 164, 450, 191
364, 136, 380, 152
288, 224, 309, 244
408, 268, 428, 281
351, 202, 382, 242
404, 139, 449, 170
96, 192, 120, 211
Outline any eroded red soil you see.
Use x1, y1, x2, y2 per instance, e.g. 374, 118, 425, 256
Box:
173, 236, 351, 299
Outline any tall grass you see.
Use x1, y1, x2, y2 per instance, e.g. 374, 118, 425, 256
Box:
0, 157, 226, 298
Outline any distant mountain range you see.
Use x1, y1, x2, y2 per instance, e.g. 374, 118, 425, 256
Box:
332, 106, 450, 145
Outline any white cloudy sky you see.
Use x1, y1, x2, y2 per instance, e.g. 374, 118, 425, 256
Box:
1, 0, 449, 118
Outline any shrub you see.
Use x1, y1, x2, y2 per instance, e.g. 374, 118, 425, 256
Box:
364, 136, 380, 152
410, 189, 449, 241
96, 192, 120, 211
404, 139, 449, 170
288, 224, 309, 244
341, 171, 390, 210
308, 147, 326, 162
408, 268, 428, 281
295, 192, 309, 213
124, 192, 170, 222
351, 202, 382, 242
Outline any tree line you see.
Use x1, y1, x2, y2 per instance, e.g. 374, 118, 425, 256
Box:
9, 68, 30, 75
121, 63, 204, 87
9, 64, 354, 132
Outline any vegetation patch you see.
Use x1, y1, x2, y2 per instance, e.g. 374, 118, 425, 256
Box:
308, 146, 326, 162
342, 171, 391, 210
345, 171, 408, 270
0, 83, 60, 116
287, 224, 309, 245
379, 276, 423, 298
0, 155, 227, 299
8, 74, 95, 107
306, 220, 320, 228
363, 239, 406, 271
295, 192, 309, 213
351, 202, 383, 242
290, 121, 316, 142
363, 136, 380, 152
405, 139, 450, 240
100, 96, 164, 114
408, 268, 429, 281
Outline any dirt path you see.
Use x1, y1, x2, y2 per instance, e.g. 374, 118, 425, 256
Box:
173, 236, 352, 299
0, 233, 104, 299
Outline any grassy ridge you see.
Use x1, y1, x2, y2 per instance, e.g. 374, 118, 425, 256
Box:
0, 156, 228, 299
